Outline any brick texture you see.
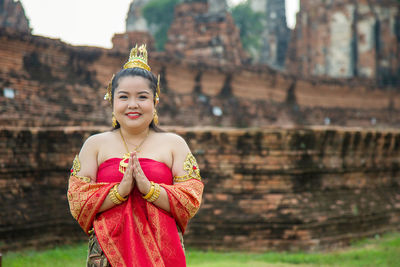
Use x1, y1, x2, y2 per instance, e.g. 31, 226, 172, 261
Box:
287, 0, 400, 87
1, 29, 400, 128
164, 2, 248, 66
0, 126, 399, 251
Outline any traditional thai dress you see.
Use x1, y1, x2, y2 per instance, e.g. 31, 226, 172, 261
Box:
67, 156, 204, 267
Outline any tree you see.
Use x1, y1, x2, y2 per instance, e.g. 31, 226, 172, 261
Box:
230, 1, 264, 58
142, 0, 179, 51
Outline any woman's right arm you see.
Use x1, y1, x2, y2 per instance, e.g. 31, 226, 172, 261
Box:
77, 135, 136, 213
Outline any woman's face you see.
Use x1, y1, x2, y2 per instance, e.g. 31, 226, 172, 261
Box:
113, 75, 155, 130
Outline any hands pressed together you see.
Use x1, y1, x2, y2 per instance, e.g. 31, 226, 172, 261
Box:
117, 152, 152, 198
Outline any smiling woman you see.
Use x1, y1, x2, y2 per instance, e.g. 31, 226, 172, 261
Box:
67, 44, 204, 266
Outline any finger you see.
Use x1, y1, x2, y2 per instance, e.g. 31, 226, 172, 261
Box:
123, 153, 132, 173
134, 158, 143, 176
132, 153, 140, 170
128, 152, 134, 167
123, 154, 134, 180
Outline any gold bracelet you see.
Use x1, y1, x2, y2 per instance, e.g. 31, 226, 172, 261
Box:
114, 185, 128, 202
143, 182, 155, 200
109, 185, 122, 205
148, 183, 161, 203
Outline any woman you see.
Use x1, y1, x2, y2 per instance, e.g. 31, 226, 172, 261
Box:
67, 44, 204, 267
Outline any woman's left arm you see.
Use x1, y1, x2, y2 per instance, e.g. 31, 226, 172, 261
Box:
132, 134, 195, 213
132, 151, 172, 212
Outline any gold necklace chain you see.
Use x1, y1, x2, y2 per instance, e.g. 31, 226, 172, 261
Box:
118, 129, 150, 174
119, 129, 150, 153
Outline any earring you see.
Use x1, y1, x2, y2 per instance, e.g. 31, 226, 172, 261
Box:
112, 112, 118, 128
153, 110, 159, 125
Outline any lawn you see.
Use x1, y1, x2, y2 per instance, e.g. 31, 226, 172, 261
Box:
3, 232, 400, 267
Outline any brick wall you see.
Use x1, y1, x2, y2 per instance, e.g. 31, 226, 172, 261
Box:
165, 2, 247, 66
287, 0, 400, 86
1, 126, 399, 251
1, 29, 400, 129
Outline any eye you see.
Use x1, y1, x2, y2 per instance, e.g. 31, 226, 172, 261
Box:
139, 95, 148, 99
119, 95, 128, 99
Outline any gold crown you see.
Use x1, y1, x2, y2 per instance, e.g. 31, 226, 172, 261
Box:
124, 44, 151, 71
104, 44, 160, 105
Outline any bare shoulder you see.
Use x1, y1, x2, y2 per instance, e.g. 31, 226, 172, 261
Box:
77, 131, 114, 179
81, 131, 113, 152
79, 131, 117, 162
153, 132, 189, 150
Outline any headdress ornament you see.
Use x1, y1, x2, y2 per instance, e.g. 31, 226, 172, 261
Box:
104, 44, 160, 105
124, 44, 151, 71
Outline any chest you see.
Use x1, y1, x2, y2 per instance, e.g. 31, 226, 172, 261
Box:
97, 138, 173, 169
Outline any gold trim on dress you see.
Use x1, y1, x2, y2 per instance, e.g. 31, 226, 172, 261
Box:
70, 155, 91, 183
173, 153, 202, 182
71, 155, 81, 176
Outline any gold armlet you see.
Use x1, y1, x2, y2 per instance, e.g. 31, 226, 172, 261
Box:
70, 155, 81, 176
173, 153, 202, 183
70, 155, 91, 183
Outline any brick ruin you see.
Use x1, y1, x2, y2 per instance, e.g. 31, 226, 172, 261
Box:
1, 28, 400, 129
165, 1, 247, 66
112, 0, 156, 53
0, 126, 399, 251
0, 0, 400, 253
0, 0, 30, 34
249, 0, 290, 68
287, 0, 400, 86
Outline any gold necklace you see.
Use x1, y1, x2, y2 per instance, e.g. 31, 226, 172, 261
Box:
118, 129, 150, 174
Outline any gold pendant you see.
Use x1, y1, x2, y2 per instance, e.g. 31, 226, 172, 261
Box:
119, 152, 130, 174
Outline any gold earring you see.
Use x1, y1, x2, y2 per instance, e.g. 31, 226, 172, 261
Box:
112, 112, 118, 128
153, 110, 159, 125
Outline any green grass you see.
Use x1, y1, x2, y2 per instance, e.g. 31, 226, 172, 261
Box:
3, 233, 400, 267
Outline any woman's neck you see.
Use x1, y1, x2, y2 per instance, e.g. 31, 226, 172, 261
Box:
119, 126, 150, 142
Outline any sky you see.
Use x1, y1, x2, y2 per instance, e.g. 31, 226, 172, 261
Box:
19, 0, 300, 49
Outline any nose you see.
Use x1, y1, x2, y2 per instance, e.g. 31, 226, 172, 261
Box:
127, 98, 139, 109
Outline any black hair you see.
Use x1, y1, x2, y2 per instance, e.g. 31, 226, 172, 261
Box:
111, 68, 163, 132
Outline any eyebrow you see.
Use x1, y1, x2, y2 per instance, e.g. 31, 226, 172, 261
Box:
116, 90, 151, 94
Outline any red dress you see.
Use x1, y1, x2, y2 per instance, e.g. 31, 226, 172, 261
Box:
67, 157, 204, 267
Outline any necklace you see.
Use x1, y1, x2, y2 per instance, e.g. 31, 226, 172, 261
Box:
118, 129, 150, 174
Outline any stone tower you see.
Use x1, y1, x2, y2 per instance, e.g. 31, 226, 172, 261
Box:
0, 0, 30, 33
286, 0, 400, 86
208, 0, 228, 15
112, 0, 155, 52
125, 0, 150, 33
165, 0, 247, 65
249, 0, 290, 68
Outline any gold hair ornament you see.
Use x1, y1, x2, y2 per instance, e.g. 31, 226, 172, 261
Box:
104, 74, 115, 105
153, 109, 159, 125
124, 44, 151, 71
155, 75, 160, 106
104, 44, 161, 106
112, 112, 118, 128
